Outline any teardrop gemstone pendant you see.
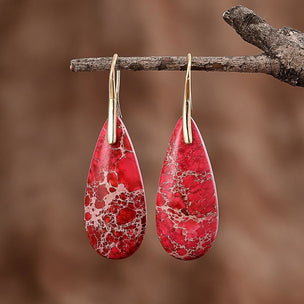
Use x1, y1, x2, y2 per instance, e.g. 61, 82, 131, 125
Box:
156, 118, 218, 260
84, 117, 146, 259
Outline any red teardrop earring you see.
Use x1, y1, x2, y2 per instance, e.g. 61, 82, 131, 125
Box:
156, 53, 219, 260
84, 54, 146, 259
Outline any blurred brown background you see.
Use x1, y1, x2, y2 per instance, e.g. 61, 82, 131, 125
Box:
1, 0, 304, 303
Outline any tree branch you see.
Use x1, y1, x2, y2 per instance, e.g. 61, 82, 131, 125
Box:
70, 55, 279, 73
70, 5, 304, 87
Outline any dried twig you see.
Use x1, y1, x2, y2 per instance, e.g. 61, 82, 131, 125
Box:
70, 5, 304, 87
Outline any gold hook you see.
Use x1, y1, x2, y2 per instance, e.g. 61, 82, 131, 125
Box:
107, 54, 121, 144
182, 53, 192, 144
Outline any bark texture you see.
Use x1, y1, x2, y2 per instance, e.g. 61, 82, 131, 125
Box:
223, 6, 304, 86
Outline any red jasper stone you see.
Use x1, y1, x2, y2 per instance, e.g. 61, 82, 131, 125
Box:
156, 118, 218, 260
84, 117, 146, 259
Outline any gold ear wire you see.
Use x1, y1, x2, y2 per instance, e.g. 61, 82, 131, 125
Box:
107, 54, 120, 144
182, 53, 192, 144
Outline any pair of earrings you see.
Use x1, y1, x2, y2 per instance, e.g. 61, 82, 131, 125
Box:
84, 54, 219, 260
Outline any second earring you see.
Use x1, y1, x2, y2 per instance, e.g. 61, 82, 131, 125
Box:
155, 54, 219, 260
